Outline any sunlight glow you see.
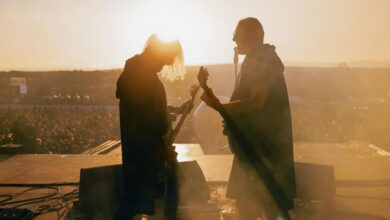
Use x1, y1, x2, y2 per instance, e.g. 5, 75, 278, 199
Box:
155, 33, 177, 43
128, 0, 213, 65
174, 145, 189, 157
2, 0, 389, 70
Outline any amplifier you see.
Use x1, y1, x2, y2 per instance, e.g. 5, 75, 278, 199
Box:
77, 161, 211, 218
294, 162, 335, 202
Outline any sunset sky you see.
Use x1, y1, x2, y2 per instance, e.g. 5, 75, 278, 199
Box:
0, 0, 389, 70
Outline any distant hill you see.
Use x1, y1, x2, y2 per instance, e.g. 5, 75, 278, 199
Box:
1, 65, 390, 104
284, 61, 390, 68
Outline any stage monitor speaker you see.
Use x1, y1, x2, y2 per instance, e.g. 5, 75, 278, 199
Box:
179, 160, 210, 204
294, 162, 335, 201
78, 160, 210, 214
79, 164, 123, 213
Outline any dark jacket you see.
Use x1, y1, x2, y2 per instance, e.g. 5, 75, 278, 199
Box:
115, 55, 170, 214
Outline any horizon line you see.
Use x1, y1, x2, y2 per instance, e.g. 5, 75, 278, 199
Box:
1, 60, 390, 72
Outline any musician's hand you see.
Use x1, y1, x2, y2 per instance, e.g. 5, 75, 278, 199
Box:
197, 66, 209, 89
177, 100, 194, 114
169, 113, 178, 122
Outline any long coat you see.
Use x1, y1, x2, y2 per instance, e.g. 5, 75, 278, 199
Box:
226, 44, 296, 211
116, 55, 170, 214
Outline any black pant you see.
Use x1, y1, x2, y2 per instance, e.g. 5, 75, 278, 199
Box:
114, 137, 179, 220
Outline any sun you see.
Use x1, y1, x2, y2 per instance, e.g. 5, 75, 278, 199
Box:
148, 1, 198, 42
127, 0, 212, 65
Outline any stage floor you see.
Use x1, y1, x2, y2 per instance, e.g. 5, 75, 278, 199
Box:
0, 142, 389, 219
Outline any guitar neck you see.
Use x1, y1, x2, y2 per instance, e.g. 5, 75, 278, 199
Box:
202, 86, 224, 112
169, 87, 199, 145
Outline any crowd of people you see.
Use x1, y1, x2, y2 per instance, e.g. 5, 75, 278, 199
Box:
291, 103, 390, 151
0, 107, 120, 154
21, 94, 96, 105
1, 103, 390, 154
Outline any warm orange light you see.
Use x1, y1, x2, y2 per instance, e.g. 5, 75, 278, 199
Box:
156, 32, 177, 44
127, 0, 212, 65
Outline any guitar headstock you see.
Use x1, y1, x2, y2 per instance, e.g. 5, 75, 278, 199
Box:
197, 66, 209, 90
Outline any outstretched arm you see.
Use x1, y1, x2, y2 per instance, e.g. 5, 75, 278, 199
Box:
200, 77, 269, 114
167, 101, 194, 114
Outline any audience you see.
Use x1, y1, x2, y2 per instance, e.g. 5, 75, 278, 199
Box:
0, 107, 120, 154
1, 103, 390, 154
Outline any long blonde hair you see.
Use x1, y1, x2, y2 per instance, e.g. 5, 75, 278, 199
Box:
143, 34, 186, 81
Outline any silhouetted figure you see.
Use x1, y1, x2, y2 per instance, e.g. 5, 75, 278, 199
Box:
115, 34, 188, 220
201, 17, 296, 219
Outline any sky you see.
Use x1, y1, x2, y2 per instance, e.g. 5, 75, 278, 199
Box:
0, 0, 389, 70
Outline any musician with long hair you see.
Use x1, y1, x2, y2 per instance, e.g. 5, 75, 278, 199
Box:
115, 34, 189, 220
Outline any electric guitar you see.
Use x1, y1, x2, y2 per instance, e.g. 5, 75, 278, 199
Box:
168, 84, 200, 145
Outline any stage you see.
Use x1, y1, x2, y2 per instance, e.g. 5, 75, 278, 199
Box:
0, 142, 389, 219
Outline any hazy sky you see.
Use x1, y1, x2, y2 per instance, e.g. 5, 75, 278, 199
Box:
0, 0, 389, 70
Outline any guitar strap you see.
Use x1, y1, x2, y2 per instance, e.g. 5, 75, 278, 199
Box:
234, 47, 239, 85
